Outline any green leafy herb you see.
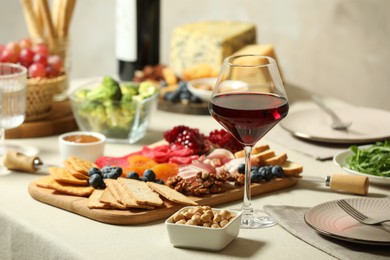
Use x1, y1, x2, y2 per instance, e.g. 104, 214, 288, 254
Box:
346, 141, 390, 177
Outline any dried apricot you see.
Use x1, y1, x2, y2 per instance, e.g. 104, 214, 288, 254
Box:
126, 155, 158, 176
152, 163, 179, 181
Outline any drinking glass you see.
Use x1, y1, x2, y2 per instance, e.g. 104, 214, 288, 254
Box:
0, 63, 27, 158
209, 55, 289, 229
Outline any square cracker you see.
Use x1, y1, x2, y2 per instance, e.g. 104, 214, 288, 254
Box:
49, 167, 88, 186
99, 188, 127, 210
63, 160, 89, 180
104, 179, 154, 209
87, 189, 113, 209
68, 156, 96, 175
118, 178, 163, 207
147, 182, 197, 206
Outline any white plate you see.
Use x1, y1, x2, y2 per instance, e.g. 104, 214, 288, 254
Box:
305, 198, 390, 245
281, 106, 390, 144
333, 145, 390, 185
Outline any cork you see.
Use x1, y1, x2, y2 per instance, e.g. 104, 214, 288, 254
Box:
3, 151, 39, 173
330, 174, 369, 195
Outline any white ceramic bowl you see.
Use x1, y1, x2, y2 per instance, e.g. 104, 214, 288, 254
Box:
58, 131, 106, 162
187, 78, 249, 102
186, 77, 217, 102
165, 206, 241, 251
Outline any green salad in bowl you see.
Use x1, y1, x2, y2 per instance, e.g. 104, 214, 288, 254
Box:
70, 76, 159, 143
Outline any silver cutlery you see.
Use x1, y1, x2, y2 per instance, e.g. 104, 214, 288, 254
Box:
337, 199, 390, 225
312, 95, 352, 131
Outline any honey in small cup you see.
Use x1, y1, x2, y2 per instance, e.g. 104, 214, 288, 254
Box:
59, 131, 106, 162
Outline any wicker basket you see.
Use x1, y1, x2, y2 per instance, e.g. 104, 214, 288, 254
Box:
26, 74, 67, 122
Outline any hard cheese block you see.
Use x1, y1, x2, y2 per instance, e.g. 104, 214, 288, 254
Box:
231, 44, 284, 90
170, 21, 257, 75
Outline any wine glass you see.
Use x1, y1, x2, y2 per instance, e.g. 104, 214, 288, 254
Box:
208, 55, 289, 229
0, 63, 27, 164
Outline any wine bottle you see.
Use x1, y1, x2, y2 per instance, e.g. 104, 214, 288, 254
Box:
115, 0, 160, 81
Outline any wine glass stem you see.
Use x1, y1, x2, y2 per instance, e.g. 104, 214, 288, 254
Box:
242, 145, 254, 215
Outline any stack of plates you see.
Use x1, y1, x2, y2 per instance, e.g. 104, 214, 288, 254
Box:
305, 198, 390, 245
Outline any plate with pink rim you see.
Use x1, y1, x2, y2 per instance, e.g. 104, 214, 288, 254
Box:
304, 198, 390, 245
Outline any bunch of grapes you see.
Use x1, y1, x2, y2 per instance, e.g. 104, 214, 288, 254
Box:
0, 38, 64, 79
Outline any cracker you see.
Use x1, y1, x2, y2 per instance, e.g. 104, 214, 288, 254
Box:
104, 179, 154, 209
87, 189, 113, 209
147, 182, 197, 206
63, 160, 89, 180
44, 177, 94, 197
68, 156, 96, 175
35, 175, 55, 189
99, 188, 127, 210
49, 167, 88, 186
118, 178, 163, 207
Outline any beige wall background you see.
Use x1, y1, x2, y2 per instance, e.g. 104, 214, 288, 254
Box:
1, 0, 389, 110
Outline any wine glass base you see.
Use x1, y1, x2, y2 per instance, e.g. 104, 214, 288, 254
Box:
0, 143, 38, 157
240, 210, 277, 229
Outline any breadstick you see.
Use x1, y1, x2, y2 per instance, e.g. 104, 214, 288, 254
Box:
20, 0, 43, 40
37, 0, 58, 48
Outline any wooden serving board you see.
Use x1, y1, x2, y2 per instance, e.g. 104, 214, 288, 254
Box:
5, 100, 78, 138
28, 177, 298, 225
158, 99, 209, 115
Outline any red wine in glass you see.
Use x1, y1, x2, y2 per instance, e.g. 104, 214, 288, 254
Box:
209, 92, 289, 146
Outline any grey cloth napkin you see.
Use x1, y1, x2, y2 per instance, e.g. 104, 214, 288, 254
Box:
264, 205, 390, 260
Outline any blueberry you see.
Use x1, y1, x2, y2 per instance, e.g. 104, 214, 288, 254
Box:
190, 95, 203, 103
251, 166, 259, 172
179, 90, 191, 100
237, 163, 245, 174
155, 179, 165, 185
271, 166, 284, 178
127, 171, 139, 180
250, 171, 262, 182
88, 167, 102, 177
101, 166, 113, 175
178, 81, 187, 90
258, 167, 272, 181
140, 176, 149, 182
89, 174, 104, 189
107, 167, 122, 179
143, 169, 156, 182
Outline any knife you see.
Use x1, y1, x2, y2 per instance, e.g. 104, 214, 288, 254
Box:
4, 151, 369, 195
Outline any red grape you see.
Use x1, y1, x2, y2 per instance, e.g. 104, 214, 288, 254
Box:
18, 48, 35, 67
45, 65, 60, 78
5, 41, 21, 56
0, 44, 5, 54
47, 55, 63, 71
33, 53, 48, 66
19, 38, 33, 49
28, 63, 47, 78
0, 49, 18, 63
32, 43, 48, 56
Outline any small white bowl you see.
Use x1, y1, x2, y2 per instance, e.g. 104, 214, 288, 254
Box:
58, 131, 106, 162
187, 77, 217, 102
165, 206, 241, 251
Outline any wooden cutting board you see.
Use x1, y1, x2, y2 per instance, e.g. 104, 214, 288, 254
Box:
28, 177, 298, 225
5, 100, 78, 139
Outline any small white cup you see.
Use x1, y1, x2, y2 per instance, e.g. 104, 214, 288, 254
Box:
58, 131, 106, 162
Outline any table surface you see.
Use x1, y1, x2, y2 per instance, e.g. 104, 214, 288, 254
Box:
0, 81, 389, 260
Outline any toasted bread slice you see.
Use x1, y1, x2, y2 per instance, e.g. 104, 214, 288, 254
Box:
104, 179, 154, 209
264, 152, 288, 166
234, 144, 270, 158
281, 161, 303, 176
99, 188, 127, 210
147, 182, 198, 206
251, 150, 276, 166
118, 178, 163, 207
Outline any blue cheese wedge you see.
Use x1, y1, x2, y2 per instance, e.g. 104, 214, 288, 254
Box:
170, 21, 257, 75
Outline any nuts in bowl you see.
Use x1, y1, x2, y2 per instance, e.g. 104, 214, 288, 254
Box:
165, 206, 241, 251
69, 76, 159, 144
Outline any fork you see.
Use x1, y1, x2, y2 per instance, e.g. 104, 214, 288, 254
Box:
312, 95, 352, 131
337, 199, 390, 225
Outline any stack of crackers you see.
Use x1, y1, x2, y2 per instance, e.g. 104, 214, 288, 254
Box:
36, 156, 96, 197
88, 178, 197, 210
35, 155, 198, 211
